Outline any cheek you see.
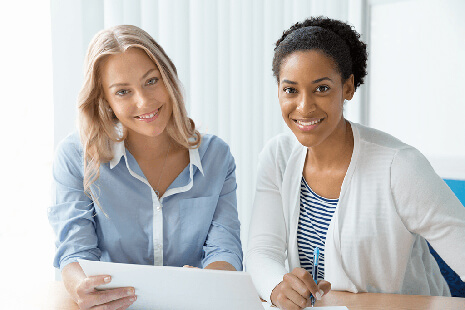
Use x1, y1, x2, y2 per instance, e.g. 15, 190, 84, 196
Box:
279, 101, 293, 118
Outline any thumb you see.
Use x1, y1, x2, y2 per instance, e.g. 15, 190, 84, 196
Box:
317, 279, 331, 297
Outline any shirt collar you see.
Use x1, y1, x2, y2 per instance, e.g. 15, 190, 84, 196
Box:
109, 139, 204, 176
109, 139, 126, 169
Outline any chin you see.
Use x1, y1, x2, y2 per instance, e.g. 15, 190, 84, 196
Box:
292, 131, 322, 149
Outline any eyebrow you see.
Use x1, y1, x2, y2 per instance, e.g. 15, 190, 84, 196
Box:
281, 77, 333, 85
108, 68, 159, 89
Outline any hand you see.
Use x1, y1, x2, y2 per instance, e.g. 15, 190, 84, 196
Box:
183, 265, 200, 269
270, 267, 331, 310
73, 275, 137, 309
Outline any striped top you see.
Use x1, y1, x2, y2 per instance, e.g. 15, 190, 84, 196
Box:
297, 177, 338, 280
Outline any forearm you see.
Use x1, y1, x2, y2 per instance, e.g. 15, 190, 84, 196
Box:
62, 262, 87, 301
204, 261, 236, 271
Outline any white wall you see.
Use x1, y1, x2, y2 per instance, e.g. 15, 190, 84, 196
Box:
367, 0, 465, 179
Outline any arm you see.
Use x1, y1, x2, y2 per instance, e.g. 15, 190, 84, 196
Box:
246, 142, 289, 300
246, 141, 330, 309
48, 137, 135, 309
204, 261, 236, 271
391, 147, 465, 281
201, 146, 243, 271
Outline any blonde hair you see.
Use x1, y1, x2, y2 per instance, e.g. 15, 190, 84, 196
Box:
78, 25, 200, 205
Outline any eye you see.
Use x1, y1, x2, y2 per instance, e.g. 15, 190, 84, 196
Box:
283, 87, 297, 94
115, 89, 130, 96
146, 77, 159, 85
315, 85, 330, 93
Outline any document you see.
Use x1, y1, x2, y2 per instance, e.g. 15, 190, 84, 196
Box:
79, 259, 265, 310
262, 304, 348, 310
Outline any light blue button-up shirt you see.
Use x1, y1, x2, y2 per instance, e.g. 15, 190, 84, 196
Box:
48, 132, 243, 271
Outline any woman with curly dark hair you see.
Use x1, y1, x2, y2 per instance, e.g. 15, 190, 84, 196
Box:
247, 17, 465, 310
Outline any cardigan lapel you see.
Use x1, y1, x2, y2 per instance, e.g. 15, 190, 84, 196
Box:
284, 139, 308, 270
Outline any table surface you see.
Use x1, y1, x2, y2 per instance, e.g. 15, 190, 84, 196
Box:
44, 281, 465, 310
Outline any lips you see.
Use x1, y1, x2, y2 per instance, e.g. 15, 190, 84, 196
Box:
293, 117, 324, 131
135, 106, 162, 122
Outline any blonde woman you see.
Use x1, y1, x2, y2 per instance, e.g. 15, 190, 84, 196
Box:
48, 25, 242, 309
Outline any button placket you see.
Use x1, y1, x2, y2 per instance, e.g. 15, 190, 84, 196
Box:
152, 189, 163, 266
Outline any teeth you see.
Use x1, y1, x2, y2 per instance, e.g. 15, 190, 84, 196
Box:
296, 118, 322, 126
138, 110, 158, 119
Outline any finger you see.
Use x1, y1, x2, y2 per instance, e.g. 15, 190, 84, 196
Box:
80, 275, 112, 294
91, 295, 137, 310
274, 289, 304, 310
283, 272, 311, 299
90, 287, 136, 306
290, 268, 318, 298
282, 286, 309, 309
317, 280, 331, 297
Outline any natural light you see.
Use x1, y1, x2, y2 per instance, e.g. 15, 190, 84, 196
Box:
1, 1, 55, 308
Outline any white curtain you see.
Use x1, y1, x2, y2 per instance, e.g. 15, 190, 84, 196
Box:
51, 0, 365, 251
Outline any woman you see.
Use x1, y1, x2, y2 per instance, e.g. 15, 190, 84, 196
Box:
48, 25, 242, 309
246, 16, 465, 310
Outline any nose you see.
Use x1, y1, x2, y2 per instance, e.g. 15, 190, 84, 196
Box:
134, 90, 150, 109
296, 92, 316, 114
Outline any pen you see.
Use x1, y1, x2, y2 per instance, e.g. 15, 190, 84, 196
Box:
311, 247, 320, 307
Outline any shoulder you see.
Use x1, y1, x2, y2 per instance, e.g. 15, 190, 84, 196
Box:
260, 132, 302, 163
198, 134, 231, 158
353, 122, 410, 152
55, 132, 83, 160
352, 122, 429, 171
196, 134, 236, 172
53, 132, 84, 172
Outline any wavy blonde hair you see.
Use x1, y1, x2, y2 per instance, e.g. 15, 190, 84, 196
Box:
78, 25, 200, 205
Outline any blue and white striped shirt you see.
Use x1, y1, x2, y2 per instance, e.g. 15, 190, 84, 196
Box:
297, 177, 338, 280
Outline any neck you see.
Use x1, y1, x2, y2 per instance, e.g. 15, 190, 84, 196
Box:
125, 130, 172, 161
306, 118, 353, 170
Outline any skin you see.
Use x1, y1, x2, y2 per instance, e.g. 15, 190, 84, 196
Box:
270, 50, 355, 309
63, 47, 235, 310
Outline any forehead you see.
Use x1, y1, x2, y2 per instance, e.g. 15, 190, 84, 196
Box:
101, 48, 157, 81
280, 50, 339, 81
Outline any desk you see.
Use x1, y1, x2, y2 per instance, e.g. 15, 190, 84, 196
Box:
45, 281, 464, 310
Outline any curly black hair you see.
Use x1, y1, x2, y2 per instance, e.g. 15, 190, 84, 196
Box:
272, 16, 367, 91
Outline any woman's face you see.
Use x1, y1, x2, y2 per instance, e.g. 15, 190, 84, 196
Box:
101, 48, 173, 139
278, 50, 354, 148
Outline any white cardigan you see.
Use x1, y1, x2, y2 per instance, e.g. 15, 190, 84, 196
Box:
246, 122, 465, 302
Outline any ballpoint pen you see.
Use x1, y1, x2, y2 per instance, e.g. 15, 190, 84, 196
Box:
311, 247, 320, 307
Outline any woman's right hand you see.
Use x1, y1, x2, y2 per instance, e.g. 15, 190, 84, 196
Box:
73, 275, 137, 309
270, 267, 331, 310
62, 262, 137, 310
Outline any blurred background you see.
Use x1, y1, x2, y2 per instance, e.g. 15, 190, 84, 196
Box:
1, 0, 464, 307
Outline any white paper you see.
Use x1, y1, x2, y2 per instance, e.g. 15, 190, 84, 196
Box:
79, 259, 265, 310
262, 302, 348, 310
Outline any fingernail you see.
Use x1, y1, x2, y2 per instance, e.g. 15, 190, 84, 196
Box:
127, 288, 135, 295
129, 296, 137, 302
315, 291, 322, 300
104, 276, 111, 283
319, 289, 324, 297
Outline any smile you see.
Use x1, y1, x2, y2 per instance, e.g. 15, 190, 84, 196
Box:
293, 117, 323, 131
135, 106, 162, 122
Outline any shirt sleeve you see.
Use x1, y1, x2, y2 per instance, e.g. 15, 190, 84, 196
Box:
47, 136, 101, 270
246, 139, 289, 302
202, 145, 243, 271
391, 147, 465, 282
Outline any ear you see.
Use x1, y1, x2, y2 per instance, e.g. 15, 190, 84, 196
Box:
343, 74, 355, 101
